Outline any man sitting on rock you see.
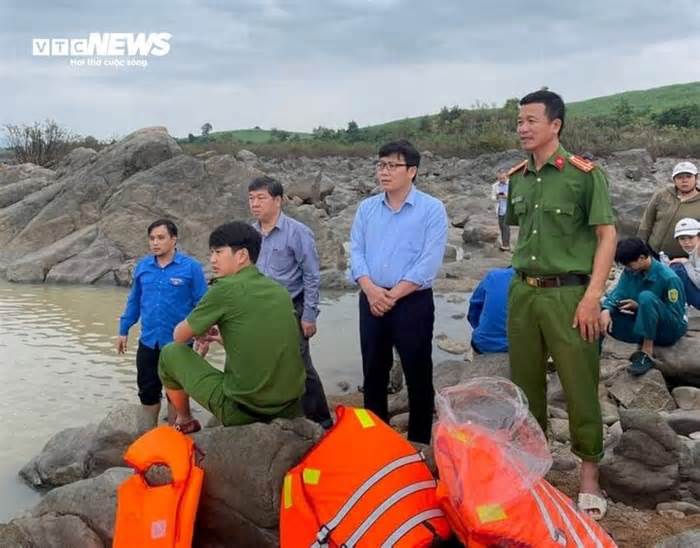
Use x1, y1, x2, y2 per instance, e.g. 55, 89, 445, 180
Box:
599, 238, 688, 376
467, 266, 515, 353
158, 221, 306, 432
669, 218, 700, 310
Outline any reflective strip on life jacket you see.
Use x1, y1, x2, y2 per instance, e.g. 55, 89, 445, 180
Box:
312, 451, 425, 546
380, 508, 445, 548
342, 480, 437, 547
543, 482, 604, 548
539, 483, 584, 548
530, 484, 565, 545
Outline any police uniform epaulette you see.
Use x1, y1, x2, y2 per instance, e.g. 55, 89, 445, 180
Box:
507, 160, 528, 177
568, 155, 595, 173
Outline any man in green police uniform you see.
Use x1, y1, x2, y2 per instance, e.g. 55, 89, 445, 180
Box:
506, 90, 617, 520
158, 221, 306, 433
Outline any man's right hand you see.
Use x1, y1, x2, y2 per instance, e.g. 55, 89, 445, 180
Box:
116, 335, 128, 354
598, 309, 613, 335
363, 283, 396, 317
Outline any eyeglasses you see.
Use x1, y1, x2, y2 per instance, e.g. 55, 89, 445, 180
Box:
375, 161, 409, 172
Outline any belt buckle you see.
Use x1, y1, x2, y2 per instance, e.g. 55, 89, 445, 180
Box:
525, 276, 540, 288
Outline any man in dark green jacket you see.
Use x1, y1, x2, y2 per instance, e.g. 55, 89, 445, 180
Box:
600, 238, 688, 376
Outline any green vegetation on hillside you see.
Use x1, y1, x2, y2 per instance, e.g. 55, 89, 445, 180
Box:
180, 81, 700, 159
567, 82, 700, 118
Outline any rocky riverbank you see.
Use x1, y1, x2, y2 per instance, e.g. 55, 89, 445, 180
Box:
0, 127, 697, 291
3, 324, 700, 547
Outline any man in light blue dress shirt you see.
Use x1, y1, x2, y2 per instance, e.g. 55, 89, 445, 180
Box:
250, 176, 332, 428
349, 140, 448, 444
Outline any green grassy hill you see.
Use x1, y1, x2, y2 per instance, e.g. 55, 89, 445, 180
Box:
180, 82, 700, 142
180, 127, 311, 145
178, 81, 700, 158
567, 82, 700, 118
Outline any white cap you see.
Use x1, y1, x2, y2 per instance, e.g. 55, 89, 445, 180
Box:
674, 217, 700, 238
672, 161, 698, 179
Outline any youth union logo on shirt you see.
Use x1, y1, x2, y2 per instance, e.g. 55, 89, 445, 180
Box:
170, 277, 185, 286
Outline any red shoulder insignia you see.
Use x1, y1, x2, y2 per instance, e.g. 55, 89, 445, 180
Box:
568, 155, 595, 173
507, 160, 528, 177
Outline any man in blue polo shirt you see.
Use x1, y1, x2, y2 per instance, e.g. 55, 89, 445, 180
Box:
117, 219, 207, 425
468, 266, 515, 353
249, 175, 332, 428
350, 140, 448, 444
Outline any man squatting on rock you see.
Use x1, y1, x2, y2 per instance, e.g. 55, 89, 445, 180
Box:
350, 140, 448, 444
506, 90, 617, 520
117, 219, 207, 426
157, 222, 306, 432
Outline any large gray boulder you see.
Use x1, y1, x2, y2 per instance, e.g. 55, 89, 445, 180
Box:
8, 513, 104, 548
30, 467, 132, 545
20, 424, 98, 488
87, 403, 156, 477
193, 418, 322, 546
20, 403, 153, 489
607, 368, 676, 412
655, 333, 700, 386
600, 408, 697, 508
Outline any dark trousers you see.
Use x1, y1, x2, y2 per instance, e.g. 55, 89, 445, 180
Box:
136, 342, 162, 405
498, 214, 510, 247
359, 289, 435, 444
671, 263, 700, 309
293, 296, 332, 427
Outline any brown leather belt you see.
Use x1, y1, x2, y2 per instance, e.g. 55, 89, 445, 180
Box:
517, 271, 590, 288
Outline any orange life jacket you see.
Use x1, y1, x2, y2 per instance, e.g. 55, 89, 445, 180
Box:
434, 422, 617, 548
280, 406, 452, 548
113, 425, 205, 548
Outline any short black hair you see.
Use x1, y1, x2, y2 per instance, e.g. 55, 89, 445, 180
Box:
520, 90, 566, 135
378, 140, 420, 181
208, 221, 262, 263
248, 176, 284, 198
148, 219, 178, 238
615, 238, 651, 265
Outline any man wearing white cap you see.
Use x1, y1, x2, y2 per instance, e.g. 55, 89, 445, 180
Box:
670, 217, 700, 309
638, 161, 700, 258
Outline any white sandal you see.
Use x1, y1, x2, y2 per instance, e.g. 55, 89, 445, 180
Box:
577, 492, 608, 521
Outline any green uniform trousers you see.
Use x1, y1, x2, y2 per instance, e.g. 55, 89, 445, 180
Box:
609, 291, 687, 346
508, 277, 603, 462
158, 342, 303, 427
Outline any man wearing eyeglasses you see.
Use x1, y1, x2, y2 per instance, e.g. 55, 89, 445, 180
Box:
349, 140, 448, 444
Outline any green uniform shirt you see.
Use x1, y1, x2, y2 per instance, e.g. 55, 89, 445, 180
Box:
603, 259, 688, 323
186, 265, 305, 416
506, 145, 615, 276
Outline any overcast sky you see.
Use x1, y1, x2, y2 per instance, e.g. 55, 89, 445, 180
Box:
3, 0, 700, 139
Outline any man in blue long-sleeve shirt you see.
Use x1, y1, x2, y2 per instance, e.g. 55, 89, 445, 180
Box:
117, 219, 207, 424
249, 176, 332, 428
468, 266, 515, 353
349, 140, 448, 444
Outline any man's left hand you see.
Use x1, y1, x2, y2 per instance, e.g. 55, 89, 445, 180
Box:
301, 320, 317, 338
618, 299, 638, 312
573, 295, 602, 343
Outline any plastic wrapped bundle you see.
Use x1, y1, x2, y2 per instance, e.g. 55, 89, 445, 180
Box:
434, 378, 617, 547
435, 376, 551, 505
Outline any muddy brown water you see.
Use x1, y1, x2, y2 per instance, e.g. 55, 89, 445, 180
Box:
0, 280, 471, 520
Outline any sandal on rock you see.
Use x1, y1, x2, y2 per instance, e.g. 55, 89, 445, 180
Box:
627, 351, 655, 376
578, 492, 608, 521
174, 419, 201, 435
